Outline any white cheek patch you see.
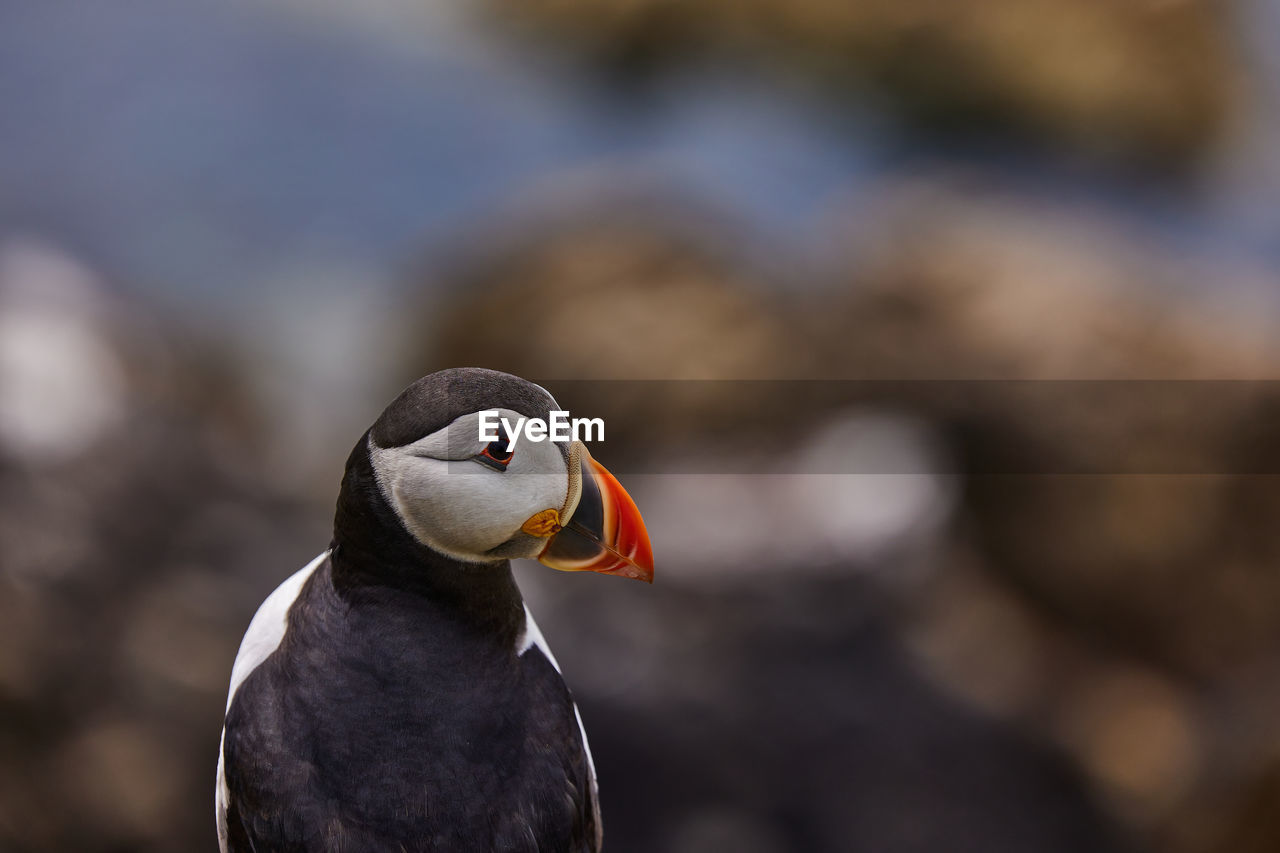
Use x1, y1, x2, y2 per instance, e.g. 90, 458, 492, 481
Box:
369, 413, 572, 562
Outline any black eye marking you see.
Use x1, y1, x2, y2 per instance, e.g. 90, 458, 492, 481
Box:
476, 429, 514, 471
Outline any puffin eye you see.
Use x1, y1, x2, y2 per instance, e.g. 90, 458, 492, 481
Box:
476, 431, 514, 471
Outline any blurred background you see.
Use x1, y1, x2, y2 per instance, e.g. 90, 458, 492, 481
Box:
4, 0, 1280, 850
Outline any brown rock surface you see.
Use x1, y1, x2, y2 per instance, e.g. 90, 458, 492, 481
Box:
423, 210, 813, 457
0, 241, 325, 853
819, 180, 1280, 852
490, 0, 1237, 167
424, 186, 1280, 853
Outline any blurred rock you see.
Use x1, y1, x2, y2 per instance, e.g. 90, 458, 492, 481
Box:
490, 0, 1236, 169
627, 409, 956, 583
417, 183, 1280, 853
1200, 758, 1280, 853
825, 179, 1278, 381
419, 200, 1143, 850
52, 721, 185, 845
1054, 667, 1201, 820
0, 243, 128, 465
0, 238, 327, 853
664, 808, 789, 853
904, 548, 1050, 720
429, 210, 801, 379
812, 178, 1280, 671
422, 209, 816, 461
526, 564, 1133, 853
815, 179, 1280, 852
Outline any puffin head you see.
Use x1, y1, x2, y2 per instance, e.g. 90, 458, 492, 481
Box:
352, 368, 653, 582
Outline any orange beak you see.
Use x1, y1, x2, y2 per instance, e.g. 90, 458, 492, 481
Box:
536, 446, 654, 583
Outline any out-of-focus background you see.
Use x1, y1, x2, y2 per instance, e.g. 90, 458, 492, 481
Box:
5, 1, 1280, 851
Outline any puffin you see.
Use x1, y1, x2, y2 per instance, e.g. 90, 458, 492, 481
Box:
216, 368, 653, 853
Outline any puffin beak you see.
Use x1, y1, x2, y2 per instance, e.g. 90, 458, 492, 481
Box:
533, 446, 654, 583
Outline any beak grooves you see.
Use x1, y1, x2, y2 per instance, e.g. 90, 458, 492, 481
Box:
536, 447, 654, 583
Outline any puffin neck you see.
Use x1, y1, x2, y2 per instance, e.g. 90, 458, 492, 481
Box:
330, 431, 525, 644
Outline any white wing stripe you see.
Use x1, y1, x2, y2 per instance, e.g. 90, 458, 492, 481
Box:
224, 551, 328, 711
516, 603, 560, 669
518, 605, 601, 845
217, 551, 328, 853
